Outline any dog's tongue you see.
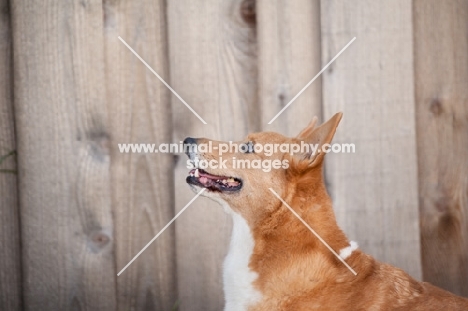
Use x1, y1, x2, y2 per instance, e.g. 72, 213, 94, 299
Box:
190, 169, 240, 187
200, 173, 238, 187
199, 170, 219, 179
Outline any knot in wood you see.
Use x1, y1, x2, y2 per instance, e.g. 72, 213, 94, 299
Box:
240, 0, 256, 26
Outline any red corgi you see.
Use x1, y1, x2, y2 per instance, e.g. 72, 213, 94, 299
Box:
184, 113, 468, 310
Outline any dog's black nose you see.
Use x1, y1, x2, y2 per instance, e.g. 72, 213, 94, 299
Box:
183, 137, 198, 156
183, 137, 197, 146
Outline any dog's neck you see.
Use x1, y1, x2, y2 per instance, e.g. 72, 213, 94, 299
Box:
220, 189, 357, 310
222, 204, 262, 311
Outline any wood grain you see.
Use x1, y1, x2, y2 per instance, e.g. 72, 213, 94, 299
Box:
0, 0, 22, 309
168, 0, 257, 309
257, 0, 322, 134
414, 0, 468, 296
103, 0, 177, 309
11, 1, 116, 309
7, 1, 468, 308
321, 0, 422, 279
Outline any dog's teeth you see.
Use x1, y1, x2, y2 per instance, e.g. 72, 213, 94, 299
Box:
227, 178, 235, 182
194, 169, 200, 178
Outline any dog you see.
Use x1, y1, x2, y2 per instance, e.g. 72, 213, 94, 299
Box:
184, 112, 468, 310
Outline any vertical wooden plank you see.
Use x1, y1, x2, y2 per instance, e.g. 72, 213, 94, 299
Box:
12, 1, 116, 309
321, 0, 422, 279
258, 0, 322, 134
103, 0, 177, 309
168, 0, 257, 309
414, 0, 468, 296
0, 0, 22, 309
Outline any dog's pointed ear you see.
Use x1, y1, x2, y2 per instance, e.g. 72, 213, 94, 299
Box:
296, 112, 343, 167
296, 116, 318, 140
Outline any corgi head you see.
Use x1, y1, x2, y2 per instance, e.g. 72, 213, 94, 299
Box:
184, 112, 343, 224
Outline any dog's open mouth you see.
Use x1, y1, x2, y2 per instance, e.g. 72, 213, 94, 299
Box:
186, 168, 242, 192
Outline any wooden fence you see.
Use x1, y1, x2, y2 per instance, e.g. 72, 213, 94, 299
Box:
0, 0, 467, 310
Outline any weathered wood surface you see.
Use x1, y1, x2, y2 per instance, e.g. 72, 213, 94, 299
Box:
258, 0, 322, 134
0, 0, 22, 309
104, 0, 177, 309
414, 0, 468, 296
4, 1, 468, 310
168, 0, 257, 309
321, 0, 422, 279
12, 1, 116, 309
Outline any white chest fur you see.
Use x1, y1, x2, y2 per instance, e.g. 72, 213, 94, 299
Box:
223, 209, 262, 311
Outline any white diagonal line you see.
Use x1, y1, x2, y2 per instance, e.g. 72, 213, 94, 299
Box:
117, 188, 206, 276
268, 188, 357, 276
118, 36, 208, 125
268, 37, 356, 124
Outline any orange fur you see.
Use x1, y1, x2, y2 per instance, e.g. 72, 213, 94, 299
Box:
185, 113, 468, 310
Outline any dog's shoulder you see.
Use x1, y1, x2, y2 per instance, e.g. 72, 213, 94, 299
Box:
368, 261, 468, 310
